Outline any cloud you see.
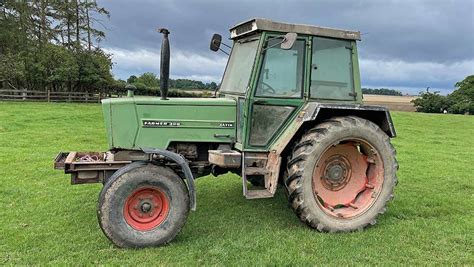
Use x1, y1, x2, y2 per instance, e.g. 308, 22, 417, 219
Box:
106, 45, 473, 94
104, 47, 227, 82
97, 0, 474, 93
360, 59, 474, 94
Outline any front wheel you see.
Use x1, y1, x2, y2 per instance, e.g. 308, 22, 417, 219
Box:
285, 116, 398, 232
97, 163, 189, 248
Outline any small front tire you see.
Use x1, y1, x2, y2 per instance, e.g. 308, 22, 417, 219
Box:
97, 163, 189, 248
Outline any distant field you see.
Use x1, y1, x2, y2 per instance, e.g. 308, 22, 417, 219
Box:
364, 94, 417, 112
0, 102, 473, 265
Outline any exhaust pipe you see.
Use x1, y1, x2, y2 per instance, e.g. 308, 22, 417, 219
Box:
158, 28, 170, 100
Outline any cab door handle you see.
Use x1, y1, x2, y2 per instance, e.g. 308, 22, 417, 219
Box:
214, 134, 231, 138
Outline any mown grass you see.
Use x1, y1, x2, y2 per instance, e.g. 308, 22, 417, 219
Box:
0, 102, 473, 265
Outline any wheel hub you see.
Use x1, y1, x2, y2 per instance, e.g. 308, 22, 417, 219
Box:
123, 187, 170, 231
322, 155, 351, 191
140, 202, 152, 213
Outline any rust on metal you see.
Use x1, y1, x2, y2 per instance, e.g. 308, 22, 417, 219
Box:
208, 149, 241, 168
312, 140, 384, 219
54, 151, 131, 184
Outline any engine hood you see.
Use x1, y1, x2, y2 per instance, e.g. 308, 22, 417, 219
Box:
102, 96, 237, 150
102, 96, 236, 106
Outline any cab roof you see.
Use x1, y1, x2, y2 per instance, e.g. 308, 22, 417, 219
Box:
229, 18, 361, 41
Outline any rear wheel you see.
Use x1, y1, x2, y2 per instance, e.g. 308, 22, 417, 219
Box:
98, 163, 189, 248
285, 116, 398, 232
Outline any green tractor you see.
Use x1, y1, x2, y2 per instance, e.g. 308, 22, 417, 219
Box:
55, 18, 398, 248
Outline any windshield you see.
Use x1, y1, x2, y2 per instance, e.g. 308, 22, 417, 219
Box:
220, 35, 260, 94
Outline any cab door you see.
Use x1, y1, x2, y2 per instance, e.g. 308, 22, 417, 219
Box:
244, 34, 309, 150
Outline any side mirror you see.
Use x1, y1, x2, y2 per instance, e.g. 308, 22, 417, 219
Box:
210, 34, 222, 52
280, 32, 297, 49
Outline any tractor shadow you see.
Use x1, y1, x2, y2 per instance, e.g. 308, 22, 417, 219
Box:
175, 173, 306, 244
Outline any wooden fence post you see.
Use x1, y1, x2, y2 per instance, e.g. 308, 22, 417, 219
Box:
47, 89, 50, 102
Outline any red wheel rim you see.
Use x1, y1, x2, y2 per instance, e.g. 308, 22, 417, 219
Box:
312, 140, 384, 219
123, 187, 170, 231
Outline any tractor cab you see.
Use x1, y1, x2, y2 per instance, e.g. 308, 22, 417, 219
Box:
211, 18, 363, 150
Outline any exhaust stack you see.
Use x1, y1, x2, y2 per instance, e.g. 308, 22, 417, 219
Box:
158, 28, 170, 100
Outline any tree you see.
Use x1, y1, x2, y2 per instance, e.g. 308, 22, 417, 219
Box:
126, 75, 137, 84
135, 72, 159, 89
362, 88, 402, 96
75, 48, 113, 91
41, 44, 78, 91
448, 75, 474, 114
208, 82, 218, 90
0, 0, 113, 92
411, 90, 449, 113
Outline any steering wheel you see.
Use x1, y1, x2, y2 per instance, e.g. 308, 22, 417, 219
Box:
261, 82, 276, 94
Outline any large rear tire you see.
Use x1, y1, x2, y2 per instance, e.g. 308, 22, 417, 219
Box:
97, 163, 189, 248
285, 116, 398, 232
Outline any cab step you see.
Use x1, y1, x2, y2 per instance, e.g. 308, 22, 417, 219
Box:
245, 189, 273, 199
244, 167, 268, 175
242, 152, 274, 199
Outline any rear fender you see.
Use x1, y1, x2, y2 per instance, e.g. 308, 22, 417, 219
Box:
303, 103, 396, 137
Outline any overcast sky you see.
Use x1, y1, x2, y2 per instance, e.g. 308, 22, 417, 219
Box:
97, 0, 474, 95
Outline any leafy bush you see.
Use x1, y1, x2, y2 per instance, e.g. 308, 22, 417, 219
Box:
412, 75, 473, 115
447, 75, 474, 114
411, 91, 449, 113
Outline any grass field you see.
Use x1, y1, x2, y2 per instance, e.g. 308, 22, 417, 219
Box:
0, 102, 473, 265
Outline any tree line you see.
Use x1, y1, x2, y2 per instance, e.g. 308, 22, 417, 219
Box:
362, 88, 403, 96
0, 0, 113, 92
411, 75, 473, 115
118, 72, 217, 92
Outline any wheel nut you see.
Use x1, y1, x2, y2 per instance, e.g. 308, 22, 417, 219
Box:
141, 202, 152, 213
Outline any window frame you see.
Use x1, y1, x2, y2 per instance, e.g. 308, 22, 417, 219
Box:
219, 34, 262, 96
252, 35, 307, 99
309, 36, 356, 101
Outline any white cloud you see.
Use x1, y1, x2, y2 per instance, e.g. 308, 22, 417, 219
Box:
360, 58, 474, 92
104, 47, 227, 82
104, 46, 473, 94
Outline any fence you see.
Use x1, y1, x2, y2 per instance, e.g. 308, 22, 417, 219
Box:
0, 89, 418, 112
0, 89, 118, 103
0, 88, 208, 103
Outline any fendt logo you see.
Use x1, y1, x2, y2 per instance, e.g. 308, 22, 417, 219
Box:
143, 120, 182, 127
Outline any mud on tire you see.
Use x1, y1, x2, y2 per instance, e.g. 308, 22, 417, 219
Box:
97, 163, 189, 248
284, 116, 398, 232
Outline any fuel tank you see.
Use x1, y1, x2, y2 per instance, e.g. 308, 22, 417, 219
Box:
102, 97, 236, 150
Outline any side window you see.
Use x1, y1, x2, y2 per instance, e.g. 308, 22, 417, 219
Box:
255, 38, 305, 98
311, 37, 354, 100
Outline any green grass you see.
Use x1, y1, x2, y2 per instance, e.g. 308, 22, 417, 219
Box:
0, 102, 473, 265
